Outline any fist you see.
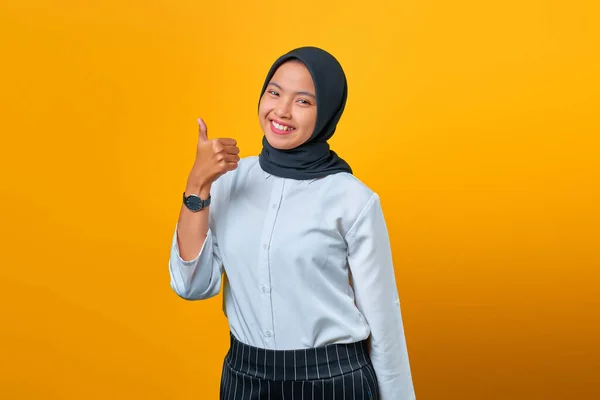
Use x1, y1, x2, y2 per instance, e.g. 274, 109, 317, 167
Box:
187, 118, 240, 191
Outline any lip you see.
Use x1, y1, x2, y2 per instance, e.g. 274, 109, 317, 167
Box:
269, 119, 296, 135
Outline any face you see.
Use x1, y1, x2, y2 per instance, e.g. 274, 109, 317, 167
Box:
258, 60, 317, 150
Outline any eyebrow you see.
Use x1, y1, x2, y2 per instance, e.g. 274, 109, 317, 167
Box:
268, 82, 316, 99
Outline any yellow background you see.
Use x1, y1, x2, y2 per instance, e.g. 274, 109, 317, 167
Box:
1, 0, 598, 399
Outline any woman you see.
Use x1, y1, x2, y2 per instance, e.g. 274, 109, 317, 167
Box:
169, 46, 416, 400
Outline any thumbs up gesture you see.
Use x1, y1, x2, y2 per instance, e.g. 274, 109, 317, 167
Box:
186, 118, 240, 193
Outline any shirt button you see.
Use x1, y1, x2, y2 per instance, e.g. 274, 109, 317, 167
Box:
265, 330, 272, 337
260, 285, 270, 293
272, 204, 277, 209
263, 244, 268, 250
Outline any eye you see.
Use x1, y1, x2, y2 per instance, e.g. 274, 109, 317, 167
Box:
297, 99, 312, 105
268, 90, 279, 96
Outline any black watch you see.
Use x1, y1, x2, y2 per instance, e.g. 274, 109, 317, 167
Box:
183, 192, 211, 212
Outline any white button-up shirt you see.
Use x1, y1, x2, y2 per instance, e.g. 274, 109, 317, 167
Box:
169, 156, 416, 399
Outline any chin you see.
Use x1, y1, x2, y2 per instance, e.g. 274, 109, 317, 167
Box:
265, 134, 295, 150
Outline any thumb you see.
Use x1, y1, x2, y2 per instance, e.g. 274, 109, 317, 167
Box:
197, 117, 208, 142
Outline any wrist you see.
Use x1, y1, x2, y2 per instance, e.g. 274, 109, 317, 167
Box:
185, 181, 211, 199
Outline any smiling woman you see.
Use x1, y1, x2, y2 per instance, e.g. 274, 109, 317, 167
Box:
169, 46, 416, 400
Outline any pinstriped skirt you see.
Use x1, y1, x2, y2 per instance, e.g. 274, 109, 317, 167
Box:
220, 332, 380, 400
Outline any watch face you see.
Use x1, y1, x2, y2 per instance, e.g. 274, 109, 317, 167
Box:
185, 195, 202, 211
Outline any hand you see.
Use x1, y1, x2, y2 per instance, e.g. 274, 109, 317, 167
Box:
186, 118, 240, 193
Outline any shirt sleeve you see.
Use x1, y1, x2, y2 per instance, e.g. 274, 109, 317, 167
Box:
345, 193, 416, 400
168, 223, 224, 300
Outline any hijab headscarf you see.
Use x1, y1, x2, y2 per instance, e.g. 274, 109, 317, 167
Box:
258, 46, 353, 180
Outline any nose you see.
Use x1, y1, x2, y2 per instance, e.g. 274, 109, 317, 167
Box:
274, 99, 292, 119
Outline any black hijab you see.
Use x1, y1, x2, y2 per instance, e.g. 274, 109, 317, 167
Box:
258, 46, 353, 180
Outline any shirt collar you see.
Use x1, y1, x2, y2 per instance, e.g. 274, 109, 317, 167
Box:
262, 169, 319, 184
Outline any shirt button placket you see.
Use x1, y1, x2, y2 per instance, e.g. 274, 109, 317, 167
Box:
258, 177, 284, 346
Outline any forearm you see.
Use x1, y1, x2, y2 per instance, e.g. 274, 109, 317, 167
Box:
169, 224, 222, 300
176, 182, 212, 261
369, 312, 416, 399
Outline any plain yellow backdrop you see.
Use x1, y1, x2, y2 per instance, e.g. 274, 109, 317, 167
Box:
1, 0, 598, 399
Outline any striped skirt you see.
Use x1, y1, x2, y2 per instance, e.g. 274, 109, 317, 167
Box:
220, 332, 380, 400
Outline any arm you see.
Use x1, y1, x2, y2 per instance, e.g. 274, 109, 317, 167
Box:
169, 179, 223, 300
169, 181, 223, 300
169, 219, 224, 301
169, 117, 238, 300
346, 193, 416, 400
176, 183, 212, 263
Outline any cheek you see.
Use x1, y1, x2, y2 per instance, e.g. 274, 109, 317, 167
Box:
258, 96, 270, 119
299, 109, 317, 132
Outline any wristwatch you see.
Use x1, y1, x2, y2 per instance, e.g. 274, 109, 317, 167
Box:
183, 191, 211, 212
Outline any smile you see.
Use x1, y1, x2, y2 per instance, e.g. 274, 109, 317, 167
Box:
270, 120, 296, 135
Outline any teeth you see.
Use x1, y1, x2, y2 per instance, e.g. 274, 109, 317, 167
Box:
272, 121, 294, 131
